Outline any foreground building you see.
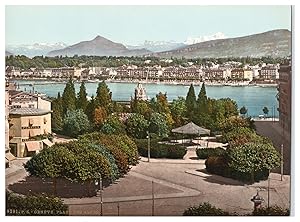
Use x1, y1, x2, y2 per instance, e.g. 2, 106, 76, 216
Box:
277, 62, 291, 156
7, 83, 53, 158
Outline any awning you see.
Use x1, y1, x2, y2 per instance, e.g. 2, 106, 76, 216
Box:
172, 122, 210, 135
42, 139, 53, 147
25, 141, 41, 152
5, 152, 16, 161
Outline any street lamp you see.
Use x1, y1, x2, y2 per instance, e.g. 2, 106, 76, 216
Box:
96, 173, 103, 216
146, 131, 150, 162
251, 190, 264, 211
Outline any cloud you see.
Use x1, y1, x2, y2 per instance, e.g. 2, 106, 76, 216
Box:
184, 32, 227, 45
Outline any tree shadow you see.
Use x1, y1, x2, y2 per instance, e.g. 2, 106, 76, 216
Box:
8, 176, 112, 198
189, 157, 199, 160
195, 169, 246, 186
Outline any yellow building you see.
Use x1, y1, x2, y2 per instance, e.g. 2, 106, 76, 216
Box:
9, 108, 52, 157
243, 69, 253, 81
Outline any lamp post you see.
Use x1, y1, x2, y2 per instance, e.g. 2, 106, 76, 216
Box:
147, 131, 150, 162
98, 173, 103, 216
251, 190, 264, 211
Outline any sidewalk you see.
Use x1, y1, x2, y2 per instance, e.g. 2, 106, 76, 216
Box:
63, 171, 201, 205
185, 169, 290, 189
139, 156, 205, 164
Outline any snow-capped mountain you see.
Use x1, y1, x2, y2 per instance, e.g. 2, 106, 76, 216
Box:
126, 40, 185, 53
184, 32, 227, 45
6, 42, 68, 57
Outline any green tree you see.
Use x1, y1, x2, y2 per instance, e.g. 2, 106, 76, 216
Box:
63, 109, 91, 137
94, 106, 108, 128
263, 106, 269, 117
197, 82, 208, 114
62, 78, 76, 115
170, 97, 187, 127
240, 106, 248, 117
132, 100, 153, 119
185, 84, 197, 119
149, 112, 169, 138
95, 81, 112, 113
86, 95, 96, 123
76, 81, 88, 113
51, 92, 63, 132
227, 142, 281, 182
219, 98, 239, 118
126, 113, 149, 139
101, 115, 126, 135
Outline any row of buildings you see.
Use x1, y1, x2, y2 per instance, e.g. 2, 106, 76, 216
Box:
5, 64, 280, 82
5, 82, 53, 167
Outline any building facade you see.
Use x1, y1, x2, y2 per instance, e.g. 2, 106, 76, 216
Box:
9, 108, 52, 157
277, 63, 291, 143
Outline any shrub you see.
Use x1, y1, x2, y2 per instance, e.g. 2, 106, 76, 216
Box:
196, 148, 226, 159
205, 156, 228, 176
135, 139, 186, 159
252, 205, 290, 216
221, 127, 257, 145
227, 142, 280, 178
25, 142, 113, 182
183, 202, 230, 216
6, 191, 68, 216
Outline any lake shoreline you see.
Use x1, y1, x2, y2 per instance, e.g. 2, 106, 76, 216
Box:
8, 78, 278, 88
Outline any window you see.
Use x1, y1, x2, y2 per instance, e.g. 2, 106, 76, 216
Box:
9, 143, 18, 156
29, 104, 35, 108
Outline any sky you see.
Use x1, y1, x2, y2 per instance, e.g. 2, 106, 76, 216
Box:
5, 5, 291, 46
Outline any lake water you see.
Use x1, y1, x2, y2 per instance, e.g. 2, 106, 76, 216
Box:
14, 80, 279, 117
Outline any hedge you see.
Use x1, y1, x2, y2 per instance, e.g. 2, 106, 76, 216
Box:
252, 205, 290, 216
135, 139, 186, 159
205, 156, 270, 182
6, 192, 68, 216
196, 148, 226, 159
183, 202, 230, 216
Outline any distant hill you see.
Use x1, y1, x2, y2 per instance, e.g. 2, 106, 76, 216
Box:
5, 51, 13, 56
153, 29, 291, 58
126, 40, 185, 53
47, 35, 151, 57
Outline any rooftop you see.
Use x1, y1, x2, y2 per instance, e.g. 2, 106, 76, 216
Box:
9, 107, 52, 116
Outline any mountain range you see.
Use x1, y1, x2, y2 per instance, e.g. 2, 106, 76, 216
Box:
6, 29, 291, 58
6, 42, 68, 58
153, 29, 291, 58
47, 36, 151, 57
126, 40, 185, 53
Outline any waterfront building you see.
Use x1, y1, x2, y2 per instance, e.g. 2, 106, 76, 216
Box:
203, 68, 225, 80
5, 66, 21, 78
277, 62, 291, 153
134, 83, 148, 101
259, 66, 279, 81
230, 68, 244, 80
243, 69, 253, 81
